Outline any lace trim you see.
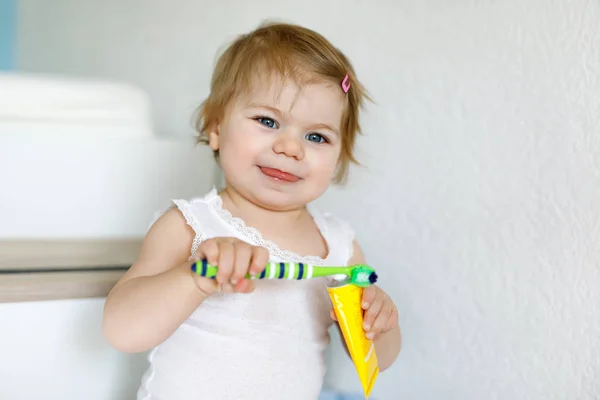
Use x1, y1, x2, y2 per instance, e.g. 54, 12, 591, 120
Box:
209, 194, 328, 266
173, 199, 205, 261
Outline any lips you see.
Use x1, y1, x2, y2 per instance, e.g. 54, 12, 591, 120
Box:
259, 166, 300, 182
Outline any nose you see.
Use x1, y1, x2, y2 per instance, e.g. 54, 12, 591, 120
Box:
272, 131, 305, 160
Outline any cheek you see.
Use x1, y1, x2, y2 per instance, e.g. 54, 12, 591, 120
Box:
218, 121, 266, 174
219, 142, 254, 184
220, 134, 248, 158
220, 121, 259, 155
308, 149, 340, 178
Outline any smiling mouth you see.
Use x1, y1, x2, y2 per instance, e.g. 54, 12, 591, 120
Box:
259, 166, 300, 182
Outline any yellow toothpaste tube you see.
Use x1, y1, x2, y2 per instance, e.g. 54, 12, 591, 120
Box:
328, 279, 379, 399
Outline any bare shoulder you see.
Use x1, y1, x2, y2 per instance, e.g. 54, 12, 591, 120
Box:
114, 206, 196, 286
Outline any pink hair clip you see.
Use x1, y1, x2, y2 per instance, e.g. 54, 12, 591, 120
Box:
341, 73, 350, 93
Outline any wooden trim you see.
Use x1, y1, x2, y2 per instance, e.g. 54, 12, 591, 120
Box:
0, 239, 140, 302
0, 269, 126, 303
0, 239, 143, 270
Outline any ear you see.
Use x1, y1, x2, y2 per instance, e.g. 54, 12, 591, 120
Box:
207, 123, 220, 151
208, 131, 219, 151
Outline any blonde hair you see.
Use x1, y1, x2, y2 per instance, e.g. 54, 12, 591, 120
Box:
195, 21, 370, 183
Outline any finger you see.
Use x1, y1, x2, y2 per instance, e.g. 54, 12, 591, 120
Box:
234, 278, 255, 294
363, 292, 384, 331
197, 239, 219, 266
249, 246, 269, 277
192, 273, 218, 295
385, 306, 399, 332
361, 285, 377, 310
192, 240, 219, 293
330, 309, 338, 321
231, 242, 252, 284
368, 302, 393, 339
216, 241, 234, 284
221, 282, 235, 293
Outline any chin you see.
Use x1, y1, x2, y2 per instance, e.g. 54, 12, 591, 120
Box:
247, 184, 321, 211
251, 190, 309, 211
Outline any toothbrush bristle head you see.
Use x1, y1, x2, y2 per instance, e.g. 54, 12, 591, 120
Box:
350, 265, 378, 287
369, 272, 378, 284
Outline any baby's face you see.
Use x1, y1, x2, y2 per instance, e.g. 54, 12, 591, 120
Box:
211, 76, 345, 210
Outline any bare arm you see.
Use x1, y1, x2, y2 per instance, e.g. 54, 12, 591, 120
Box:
333, 240, 402, 372
102, 207, 209, 353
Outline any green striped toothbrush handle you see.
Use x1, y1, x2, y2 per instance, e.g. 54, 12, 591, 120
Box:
190, 259, 350, 281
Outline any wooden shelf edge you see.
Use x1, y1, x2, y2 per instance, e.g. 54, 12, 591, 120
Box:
0, 238, 143, 270
0, 270, 126, 303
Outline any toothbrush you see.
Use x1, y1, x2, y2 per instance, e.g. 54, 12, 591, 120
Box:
191, 260, 378, 287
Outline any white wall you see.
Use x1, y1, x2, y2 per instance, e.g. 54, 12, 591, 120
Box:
0, 299, 148, 400
14, 1, 600, 399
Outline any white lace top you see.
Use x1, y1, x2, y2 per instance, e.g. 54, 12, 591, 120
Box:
137, 187, 355, 400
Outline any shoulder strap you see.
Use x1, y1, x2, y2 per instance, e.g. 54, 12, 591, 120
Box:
172, 199, 207, 261
314, 209, 356, 265
147, 188, 222, 261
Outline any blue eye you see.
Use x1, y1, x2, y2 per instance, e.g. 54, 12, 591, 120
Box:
306, 133, 328, 143
256, 117, 278, 129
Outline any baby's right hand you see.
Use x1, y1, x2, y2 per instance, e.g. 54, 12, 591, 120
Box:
191, 237, 269, 295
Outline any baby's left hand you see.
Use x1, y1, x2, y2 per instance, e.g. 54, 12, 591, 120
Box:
361, 285, 398, 340
330, 285, 398, 340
